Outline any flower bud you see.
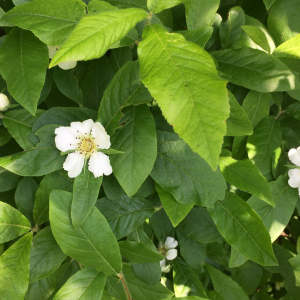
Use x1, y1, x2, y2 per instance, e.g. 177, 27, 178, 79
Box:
0, 93, 9, 111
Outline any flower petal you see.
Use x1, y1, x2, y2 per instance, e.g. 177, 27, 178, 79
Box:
63, 152, 85, 178
55, 127, 78, 152
48, 45, 59, 59
164, 237, 178, 249
166, 249, 177, 260
91, 122, 111, 149
288, 147, 300, 167
58, 61, 77, 70
160, 259, 166, 270
288, 169, 300, 188
88, 152, 112, 178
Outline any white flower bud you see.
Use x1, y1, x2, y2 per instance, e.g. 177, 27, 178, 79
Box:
0, 93, 9, 111
58, 61, 77, 70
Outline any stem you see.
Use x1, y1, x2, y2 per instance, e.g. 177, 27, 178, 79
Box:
118, 273, 132, 300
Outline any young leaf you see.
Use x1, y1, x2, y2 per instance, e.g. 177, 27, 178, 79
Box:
273, 34, 300, 59
0, 201, 31, 243
1, 0, 86, 46
53, 267, 106, 300
71, 169, 103, 228
208, 191, 278, 266
0, 233, 32, 300
49, 9, 147, 67
139, 24, 229, 170
176, 27, 213, 48
0, 29, 48, 115
96, 196, 154, 240
150, 131, 226, 207
49, 190, 122, 275
147, 0, 184, 13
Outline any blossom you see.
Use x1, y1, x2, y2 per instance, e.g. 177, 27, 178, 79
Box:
158, 237, 178, 272
0, 93, 9, 111
47, 45, 77, 70
288, 147, 300, 167
55, 119, 112, 178
288, 147, 300, 195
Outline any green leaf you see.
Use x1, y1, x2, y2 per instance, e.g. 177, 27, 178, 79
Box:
110, 105, 157, 196
0, 233, 32, 300
106, 0, 148, 9
87, 0, 118, 15
147, 0, 184, 13
29, 227, 66, 283
177, 27, 213, 48
49, 8, 147, 67
108, 47, 133, 72
268, 0, 300, 45
119, 241, 164, 263
132, 262, 161, 286
1, 0, 86, 46
150, 208, 175, 241
173, 258, 207, 298
98, 60, 152, 136
219, 156, 274, 206
0, 170, 19, 192
207, 191, 278, 266
15, 177, 38, 225
248, 174, 298, 242
0, 127, 11, 147
150, 131, 226, 206
206, 264, 249, 300
71, 169, 102, 228
226, 91, 253, 136
229, 247, 248, 268
50, 190, 122, 275
138, 24, 229, 170
3, 109, 44, 150
155, 183, 193, 227
212, 48, 300, 92
273, 34, 300, 59
247, 117, 282, 177
96, 196, 154, 240
0, 29, 48, 115
33, 171, 73, 225
0, 201, 31, 243
184, 0, 220, 29
53, 267, 106, 300
220, 6, 245, 49
263, 0, 276, 10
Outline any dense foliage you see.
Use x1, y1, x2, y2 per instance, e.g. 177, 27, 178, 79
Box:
0, 0, 300, 299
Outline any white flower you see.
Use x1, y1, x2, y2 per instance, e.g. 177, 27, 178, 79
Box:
288, 147, 300, 167
55, 119, 112, 178
0, 93, 9, 111
288, 169, 300, 195
158, 237, 178, 272
47, 45, 77, 70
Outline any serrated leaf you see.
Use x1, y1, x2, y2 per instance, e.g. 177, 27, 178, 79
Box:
147, 0, 184, 13
248, 174, 298, 242
71, 169, 102, 228
208, 191, 278, 266
53, 267, 106, 300
0, 233, 32, 300
96, 196, 154, 240
1, 0, 86, 46
50, 190, 122, 275
29, 227, 66, 283
49, 8, 147, 67
150, 131, 226, 207
0, 29, 48, 115
110, 104, 157, 196
212, 48, 300, 92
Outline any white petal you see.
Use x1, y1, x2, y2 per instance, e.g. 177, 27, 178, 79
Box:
58, 61, 77, 70
48, 45, 60, 59
288, 169, 300, 188
0, 93, 9, 111
63, 152, 85, 178
82, 119, 94, 135
70, 122, 84, 134
55, 127, 78, 152
160, 259, 166, 270
88, 152, 112, 178
91, 122, 111, 149
164, 237, 178, 249
288, 148, 300, 167
166, 249, 177, 260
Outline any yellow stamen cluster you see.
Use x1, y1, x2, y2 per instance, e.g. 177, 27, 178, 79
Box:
77, 135, 98, 157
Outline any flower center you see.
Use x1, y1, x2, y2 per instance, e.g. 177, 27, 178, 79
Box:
77, 135, 97, 157
158, 246, 167, 256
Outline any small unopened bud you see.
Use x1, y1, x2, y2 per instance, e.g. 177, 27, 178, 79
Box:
58, 61, 77, 70
0, 93, 9, 111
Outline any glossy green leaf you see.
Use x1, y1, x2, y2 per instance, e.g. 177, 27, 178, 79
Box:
0, 29, 48, 115
206, 264, 249, 300
0, 233, 32, 300
139, 24, 229, 170
50, 190, 122, 275
96, 196, 154, 240
273, 34, 300, 59
147, 0, 184, 13
208, 191, 278, 266
177, 27, 213, 48
71, 169, 102, 228
219, 156, 274, 206
151, 131, 226, 206
247, 117, 282, 177
1, 0, 86, 46
0, 170, 19, 192
220, 6, 245, 49
0, 201, 31, 244
119, 241, 164, 263
248, 174, 298, 242
212, 48, 300, 92
49, 8, 147, 67
229, 247, 249, 268
29, 227, 66, 283
53, 267, 106, 300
